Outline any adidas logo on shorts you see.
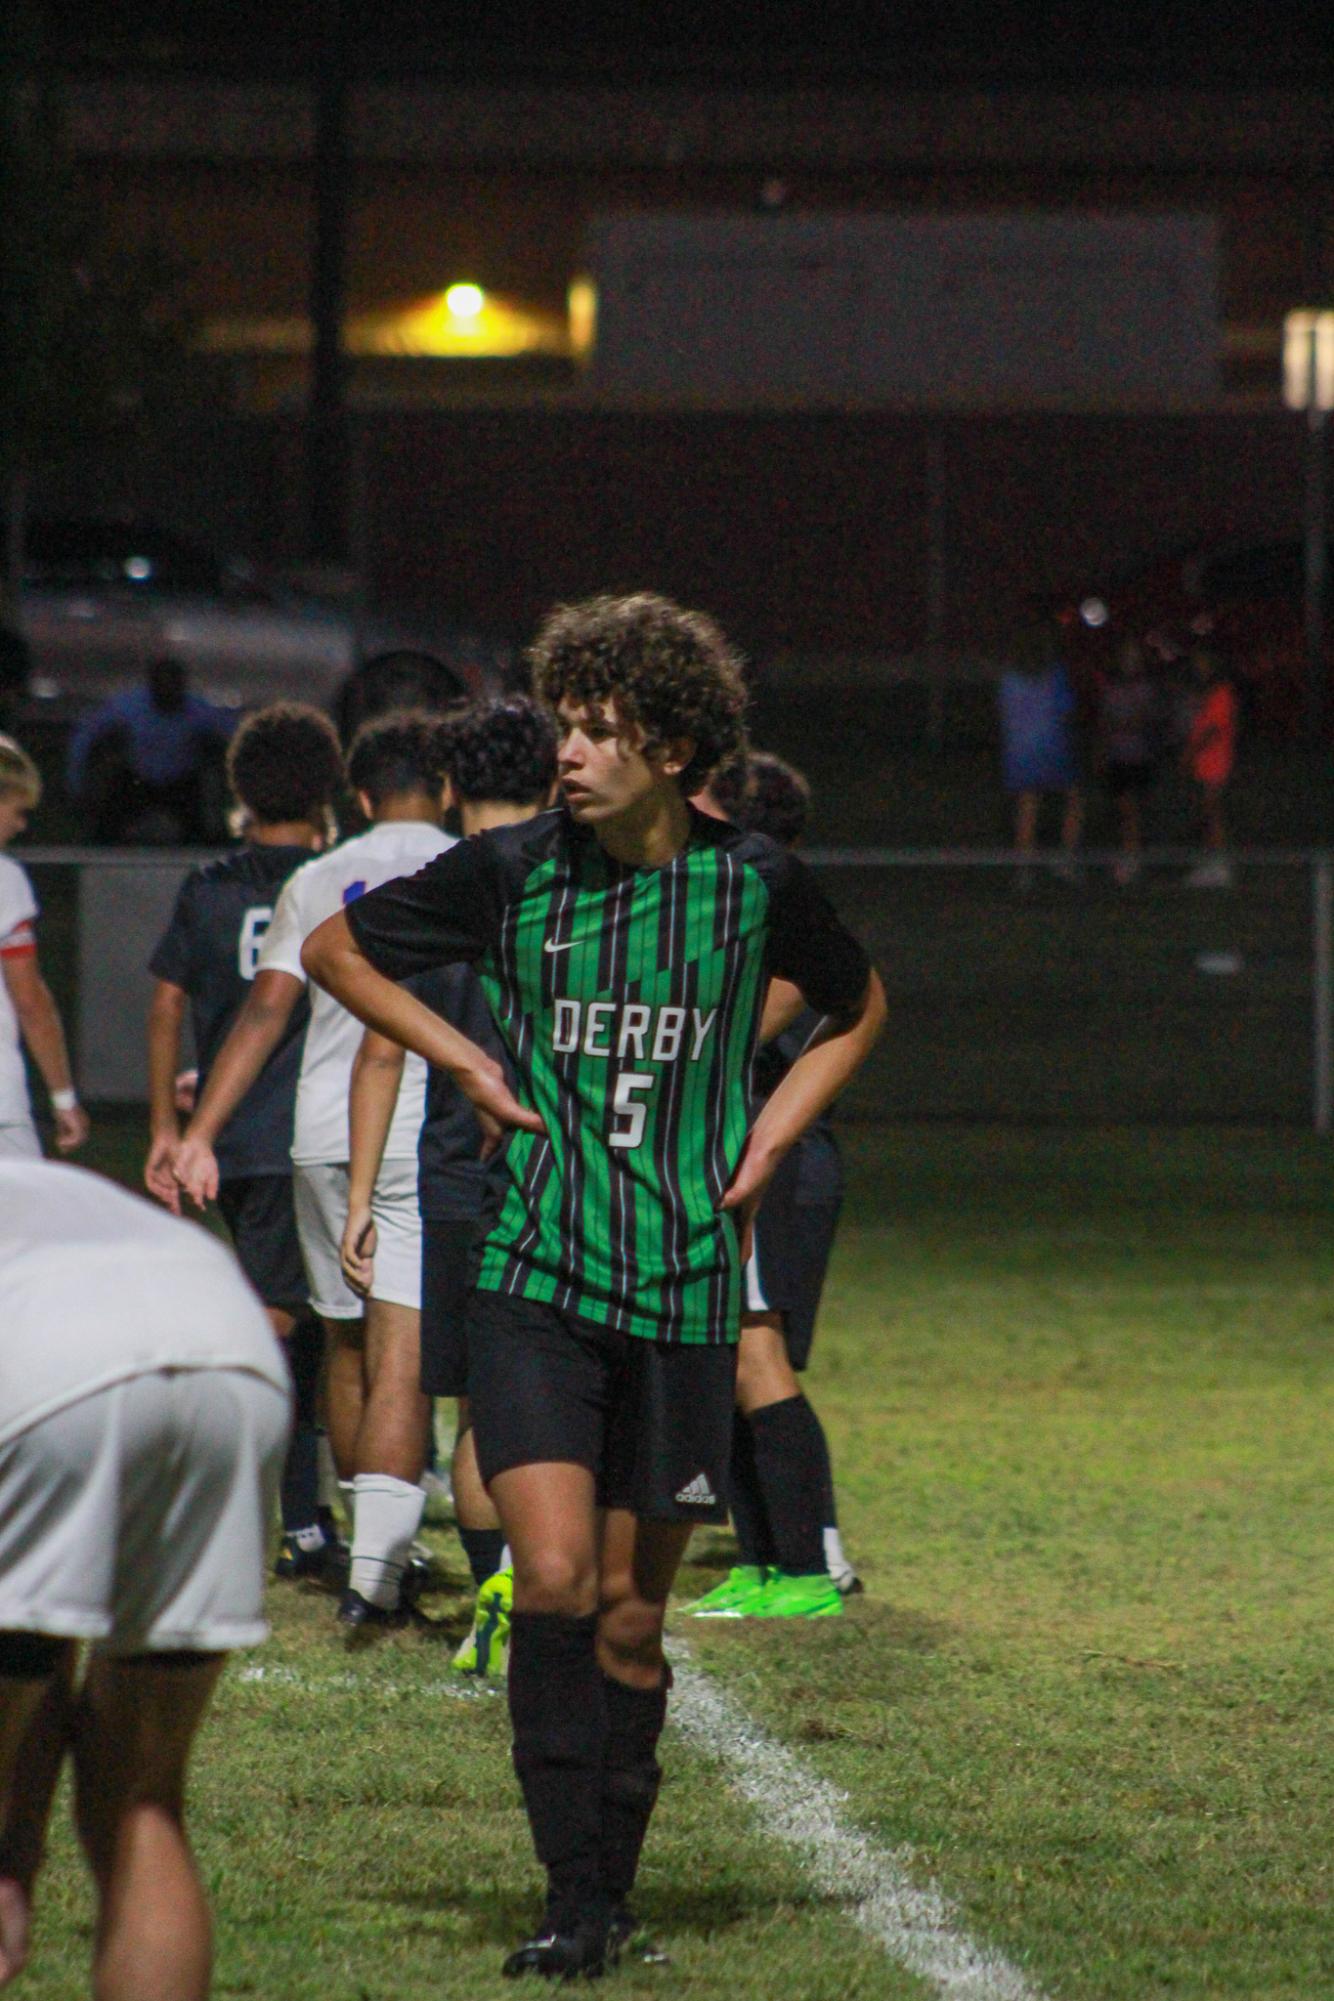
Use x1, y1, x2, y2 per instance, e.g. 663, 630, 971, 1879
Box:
674, 1472, 717, 1506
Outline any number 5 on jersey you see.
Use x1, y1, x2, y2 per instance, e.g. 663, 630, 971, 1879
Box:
609, 1071, 653, 1150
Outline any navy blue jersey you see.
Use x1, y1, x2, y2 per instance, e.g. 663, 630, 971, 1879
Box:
149, 844, 312, 1180
407, 961, 510, 1221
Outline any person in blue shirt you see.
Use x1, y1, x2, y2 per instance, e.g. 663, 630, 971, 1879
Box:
67, 656, 235, 844
997, 621, 1084, 883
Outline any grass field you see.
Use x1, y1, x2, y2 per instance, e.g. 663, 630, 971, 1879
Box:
15, 1118, 1333, 1999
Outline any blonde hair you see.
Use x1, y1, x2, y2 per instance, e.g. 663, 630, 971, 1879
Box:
0, 736, 42, 807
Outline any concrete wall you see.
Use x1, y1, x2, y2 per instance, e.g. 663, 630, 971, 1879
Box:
76, 857, 197, 1101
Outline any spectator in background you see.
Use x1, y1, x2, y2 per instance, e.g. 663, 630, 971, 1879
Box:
997, 622, 1083, 887
1182, 645, 1238, 889
1096, 636, 1162, 886
0, 737, 88, 1159
66, 657, 234, 845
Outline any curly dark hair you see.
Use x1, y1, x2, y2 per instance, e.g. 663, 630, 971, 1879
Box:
226, 702, 344, 825
704, 753, 752, 823
527, 592, 749, 794
732, 751, 811, 847
347, 708, 453, 810
449, 696, 557, 805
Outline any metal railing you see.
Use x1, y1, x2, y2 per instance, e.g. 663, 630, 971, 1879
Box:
20, 843, 1334, 1131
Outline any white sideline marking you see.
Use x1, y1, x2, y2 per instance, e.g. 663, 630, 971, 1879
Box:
668, 1650, 1045, 2001
234, 1663, 501, 1700
235, 1657, 1039, 1996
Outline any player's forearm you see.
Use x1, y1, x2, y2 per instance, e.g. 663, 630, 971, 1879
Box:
304, 914, 495, 1087
184, 986, 292, 1145
348, 1038, 404, 1206
14, 980, 76, 1098
748, 969, 886, 1163
146, 985, 187, 1137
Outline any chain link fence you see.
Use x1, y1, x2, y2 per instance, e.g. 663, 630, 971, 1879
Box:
21, 846, 1334, 1129
809, 848, 1331, 1129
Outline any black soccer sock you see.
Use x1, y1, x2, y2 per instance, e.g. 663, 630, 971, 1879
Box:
749, 1394, 829, 1577
280, 1311, 324, 1536
599, 1665, 670, 1906
729, 1411, 776, 1567
458, 1526, 507, 1588
508, 1611, 609, 1927
808, 1400, 838, 1530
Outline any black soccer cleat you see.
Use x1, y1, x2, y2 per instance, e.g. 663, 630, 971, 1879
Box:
402, 1547, 433, 1602
275, 1531, 349, 1584
502, 1910, 609, 1981
335, 1587, 409, 1632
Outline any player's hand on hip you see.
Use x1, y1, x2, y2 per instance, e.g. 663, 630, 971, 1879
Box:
53, 1102, 90, 1155
173, 1135, 220, 1211
456, 1055, 545, 1154
144, 1133, 182, 1213
719, 1136, 782, 1264
340, 1204, 376, 1297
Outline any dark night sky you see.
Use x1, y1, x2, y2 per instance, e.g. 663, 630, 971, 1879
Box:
50, 1, 1334, 85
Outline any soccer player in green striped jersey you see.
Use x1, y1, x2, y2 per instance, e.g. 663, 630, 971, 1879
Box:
303, 593, 885, 1978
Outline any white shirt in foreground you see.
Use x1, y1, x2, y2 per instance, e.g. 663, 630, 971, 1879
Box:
0, 852, 39, 1130
257, 819, 454, 1165
0, 1162, 288, 1450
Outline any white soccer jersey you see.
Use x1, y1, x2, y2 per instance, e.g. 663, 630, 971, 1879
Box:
0, 852, 39, 1129
0, 1162, 288, 1450
258, 820, 454, 1165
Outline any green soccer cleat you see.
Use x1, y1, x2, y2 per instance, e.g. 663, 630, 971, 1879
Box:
453, 1565, 513, 1676
747, 1571, 844, 1618
680, 1564, 769, 1617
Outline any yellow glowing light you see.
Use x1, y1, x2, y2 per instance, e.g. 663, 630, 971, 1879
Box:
200, 289, 575, 363
445, 283, 486, 322
567, 276, 598, 360
1283, 310, 1334, 411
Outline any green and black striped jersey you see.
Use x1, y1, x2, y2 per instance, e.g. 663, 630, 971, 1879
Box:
345, 807, 870, 1343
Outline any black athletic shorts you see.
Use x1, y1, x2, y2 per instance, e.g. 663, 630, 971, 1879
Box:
217, 1174, 308, 1314
467, 1290, 737, 1524
743, 1140, 842, 1371
419, 1216, 479, 1397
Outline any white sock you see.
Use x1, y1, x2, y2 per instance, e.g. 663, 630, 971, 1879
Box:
293, 1524, 326, 1553
500, 1544, 512, 1572
349, 1474, 426, 1609
823, 1526, 853, 1583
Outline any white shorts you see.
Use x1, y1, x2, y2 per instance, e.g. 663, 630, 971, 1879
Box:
292, 1157, 422, 1319
0, 1120, 40, 1160
0, 1368, 289, 1654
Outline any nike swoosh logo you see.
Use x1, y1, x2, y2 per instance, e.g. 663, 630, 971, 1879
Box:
543, 937, 577, 954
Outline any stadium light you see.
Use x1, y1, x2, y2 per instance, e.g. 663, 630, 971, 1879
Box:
445, 283, 486, 321
1283, 309, 1334, 746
